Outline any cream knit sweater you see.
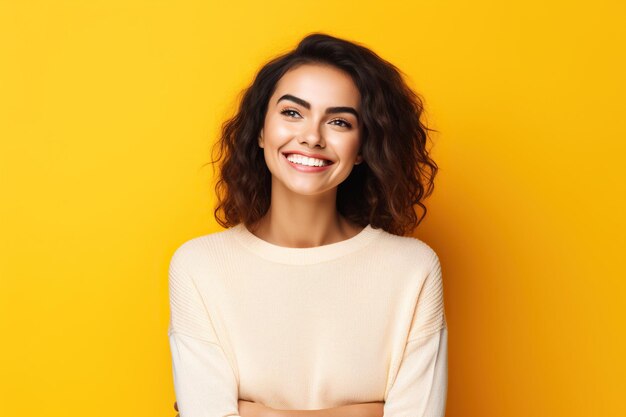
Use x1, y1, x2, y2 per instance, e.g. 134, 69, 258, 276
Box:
167, 223, 448, 417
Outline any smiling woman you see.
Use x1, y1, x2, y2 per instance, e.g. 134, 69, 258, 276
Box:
167, 32, 447, 417
256, 63, 365, 208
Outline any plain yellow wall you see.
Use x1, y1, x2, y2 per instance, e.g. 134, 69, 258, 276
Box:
1, 1, 624, 416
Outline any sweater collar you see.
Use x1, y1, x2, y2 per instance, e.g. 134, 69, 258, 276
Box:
229, 223, 381, 265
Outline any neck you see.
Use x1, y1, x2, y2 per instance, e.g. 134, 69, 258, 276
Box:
248, 181, 361, 248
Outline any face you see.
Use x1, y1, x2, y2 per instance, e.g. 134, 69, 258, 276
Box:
258, 63, 363, 196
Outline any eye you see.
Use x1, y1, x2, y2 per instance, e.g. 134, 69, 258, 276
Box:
330, 119, 352, 129
280, 108, 302, 118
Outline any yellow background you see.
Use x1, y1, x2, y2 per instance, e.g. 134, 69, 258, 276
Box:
1, 1, 624, 416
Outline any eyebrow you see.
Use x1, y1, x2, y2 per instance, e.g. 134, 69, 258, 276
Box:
276, 94, 360, 122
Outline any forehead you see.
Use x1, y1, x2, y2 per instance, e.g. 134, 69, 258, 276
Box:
272, 64, 361, 108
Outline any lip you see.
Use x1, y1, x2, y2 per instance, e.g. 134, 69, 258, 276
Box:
281, 150, 334, 163
281, 152, 334, 173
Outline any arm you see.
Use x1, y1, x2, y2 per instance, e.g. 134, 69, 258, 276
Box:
264, 402, 384, 417
382, 327, 447, 416
168, 245, 242, 417
383, 250, 448, 417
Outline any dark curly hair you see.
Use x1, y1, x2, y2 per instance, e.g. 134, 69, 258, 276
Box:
208, 32, 439, 236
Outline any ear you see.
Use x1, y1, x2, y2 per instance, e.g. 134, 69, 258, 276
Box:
258, 129, 264, 148
355, 153, 363, 165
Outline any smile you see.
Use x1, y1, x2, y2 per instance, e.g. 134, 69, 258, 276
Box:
281, 152, 334, 172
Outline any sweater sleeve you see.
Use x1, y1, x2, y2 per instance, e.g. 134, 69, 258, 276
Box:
383, 250, 448, 417
167, 245, 241, 417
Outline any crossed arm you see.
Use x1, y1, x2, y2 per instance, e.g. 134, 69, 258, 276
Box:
172, 400, 385, 417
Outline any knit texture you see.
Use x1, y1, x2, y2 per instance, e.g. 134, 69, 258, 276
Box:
168, 223, 448, 417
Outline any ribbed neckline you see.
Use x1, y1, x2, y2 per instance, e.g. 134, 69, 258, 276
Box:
229, 223, 382, 265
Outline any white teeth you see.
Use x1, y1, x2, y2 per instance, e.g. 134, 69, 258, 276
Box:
285, 154, 330, 167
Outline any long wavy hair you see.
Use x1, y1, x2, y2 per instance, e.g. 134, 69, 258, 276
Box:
208, 32, 438, 236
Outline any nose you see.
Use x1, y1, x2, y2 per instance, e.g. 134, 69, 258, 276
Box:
299, 121, 325, 148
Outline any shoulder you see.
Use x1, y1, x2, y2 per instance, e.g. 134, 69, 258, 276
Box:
169, 227, 235, 269
375, 228, 440, 272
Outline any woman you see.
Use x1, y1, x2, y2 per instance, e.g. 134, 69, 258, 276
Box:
168, 33, 447, 417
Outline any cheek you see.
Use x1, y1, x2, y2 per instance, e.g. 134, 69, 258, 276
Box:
276, 124, 295, 139
330, 135, 361, 157
265, 117, 295, 141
